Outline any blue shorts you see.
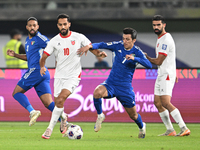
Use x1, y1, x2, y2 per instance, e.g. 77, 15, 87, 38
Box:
17, 68, 51, 97
101, 81, 135, 108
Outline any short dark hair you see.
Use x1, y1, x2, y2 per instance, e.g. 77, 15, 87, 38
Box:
57, 13, 70, 23
152, 15, 165, 23
123, 27, 137, 39
10, 29, 22, 38
27, 17, 38, 22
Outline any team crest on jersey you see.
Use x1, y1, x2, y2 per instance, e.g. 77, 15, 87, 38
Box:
157, 43, 159, 47
31, 41, 35, 45
131, 53, 135, 57
71, 40, 75, 45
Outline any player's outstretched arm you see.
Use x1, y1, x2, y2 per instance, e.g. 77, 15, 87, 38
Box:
145, 52, 166, 66
39, 53, 48, 76
77, 45, 93, 56
127, 52, 152, 69
90, 49, 107, 58
7, 49, 27, 61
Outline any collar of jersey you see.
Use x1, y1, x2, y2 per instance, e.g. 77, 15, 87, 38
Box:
59, 31, 72, 38
158, 32, 167, 39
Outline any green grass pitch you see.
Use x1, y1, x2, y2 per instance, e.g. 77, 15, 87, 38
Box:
0, 122, 199, 150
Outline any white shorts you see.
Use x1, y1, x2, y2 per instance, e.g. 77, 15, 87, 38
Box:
154, 75, 175, 96
54, 78, 80, 97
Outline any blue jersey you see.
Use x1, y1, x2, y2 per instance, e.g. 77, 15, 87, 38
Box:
92, 41, 152, 85
25, 31, 49, 69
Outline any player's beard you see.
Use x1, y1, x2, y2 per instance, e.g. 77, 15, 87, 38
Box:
154, 28, 162, 35
28, 29, 38, 37
60, 29, 69, 36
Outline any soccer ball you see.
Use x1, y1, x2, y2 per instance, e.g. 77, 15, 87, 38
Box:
66, 124, 83, 140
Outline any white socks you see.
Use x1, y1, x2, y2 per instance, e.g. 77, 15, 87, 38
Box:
170, 108, 186, 128
159, 109, 174, 130
159, 108, 186, 130
48, 106, 64, 131
60, 112, 67, 120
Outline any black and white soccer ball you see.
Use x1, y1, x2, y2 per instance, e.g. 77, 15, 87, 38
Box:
66, 125, 83, 140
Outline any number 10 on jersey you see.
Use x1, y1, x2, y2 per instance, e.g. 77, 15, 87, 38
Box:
64, 48, 69, 55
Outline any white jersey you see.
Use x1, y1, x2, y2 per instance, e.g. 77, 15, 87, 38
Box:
156, 32, 176, 78
44, 31, 91, 79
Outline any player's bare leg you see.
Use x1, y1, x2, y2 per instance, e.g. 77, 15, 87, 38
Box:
42, 89, 71, 139
40, 93, 69, 133
12, 85, 41, 126
154, 95, 176, 136
159, 95, 190, 136
93, 85, 107, 132
124, 106, 146, 138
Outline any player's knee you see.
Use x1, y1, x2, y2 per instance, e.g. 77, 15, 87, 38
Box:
12, 90, 18, 97
129, 113, 138, 120
55, 97, 65, 107
93, 89, 102, 99
162, 102, 171, 110
154, 100, 161, 108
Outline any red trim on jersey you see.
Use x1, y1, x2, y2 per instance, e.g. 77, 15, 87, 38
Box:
159, 52, 167, 56
43, 51, 50, 56
166, 75, 170, 80
59, 31, 72, 38
78, 72, 81, 78
158, 32, 167, 39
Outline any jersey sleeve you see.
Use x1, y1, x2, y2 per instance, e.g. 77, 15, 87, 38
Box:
43, 40, 54, 56
158, 39, 170, 56
92, 41, 120, 52
80, 34, 91, 47
37, 34, 49, 49
132, 48, 152, 69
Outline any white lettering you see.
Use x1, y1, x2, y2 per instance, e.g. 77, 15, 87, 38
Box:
136, 104, 140, 112
68, 85, 84, 117
102, 98, 124, 115
83, 94, 95, 112
0, 96, 5, 112
141, 103, 158, 112
67, 85, 124, 117
67, 86, 157, 117
135, 91, 154, 102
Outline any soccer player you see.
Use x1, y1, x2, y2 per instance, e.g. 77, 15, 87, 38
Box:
77, 27, 152, 138
144, 15, 190, 136
40, 13, 107, 139
7, 17, 67, 131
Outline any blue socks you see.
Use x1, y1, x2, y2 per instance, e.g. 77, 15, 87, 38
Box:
93, 98, 102, 114
13, 93, 34, 113
47, 101, 55, 112
134, 113, 143, 129
14, 93, 61, 122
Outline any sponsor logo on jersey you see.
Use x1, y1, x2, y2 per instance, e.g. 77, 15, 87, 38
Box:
58, 42, 61, 46
131, 53, 135, 56
31, 41, 35, 45
118, 50, 122, 53
162, 44, 167, 50
157, 43, 159, 47
71, 40, 75, 45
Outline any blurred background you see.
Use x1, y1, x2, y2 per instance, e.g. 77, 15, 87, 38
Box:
0, 0, 200, 68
